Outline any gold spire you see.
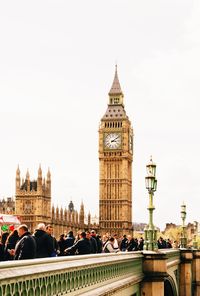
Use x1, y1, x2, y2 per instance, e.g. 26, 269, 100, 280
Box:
26, 169, 30, 180
108, 65, 124, 106
47, 167, 51, 180
16, 165, 20, 176
38, 164, 42, 178
108, 65, 123, 95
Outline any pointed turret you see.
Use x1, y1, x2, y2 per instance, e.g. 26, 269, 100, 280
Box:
42, 178, 46, 193
26, 169, 30, 180
64, 208, 67, 221
38, 164, 42, 178
16, 165, 20, 176
56, 205, 59, 220
75, 210, 79, 224
108, 65, 124, 106
16, 165, 21, 192
60, 207, 63, 220
88, 211, 91, 228
109, 65, 123, 95
79, 200, 85, 226
47, 168, 51, 181
68, 200, 74, 212
26, 169, 30, 191
52, 204, 55, 219
102, 65, 127, 120
46, 168, 51, 196
37, 164, 42, 191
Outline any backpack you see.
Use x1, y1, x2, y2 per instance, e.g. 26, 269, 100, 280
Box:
103, 242, 112, 253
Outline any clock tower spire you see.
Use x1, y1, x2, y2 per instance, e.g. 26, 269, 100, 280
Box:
99, 66, 133, 236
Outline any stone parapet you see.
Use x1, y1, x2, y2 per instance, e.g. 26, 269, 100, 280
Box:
179, 249, 193, 296
0, 252, 143, 296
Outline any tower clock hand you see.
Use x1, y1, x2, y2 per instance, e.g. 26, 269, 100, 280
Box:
111, 136, 119, 142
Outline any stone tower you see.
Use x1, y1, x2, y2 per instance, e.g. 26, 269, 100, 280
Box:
99, 66, 133, 236
79, 201, 85, 227
15, 165, 51, 232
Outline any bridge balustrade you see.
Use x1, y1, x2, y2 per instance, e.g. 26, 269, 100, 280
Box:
1, 249, 199, 295
0, 252, 143, 296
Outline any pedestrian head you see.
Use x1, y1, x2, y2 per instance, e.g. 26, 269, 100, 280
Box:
68, 230, 73, 237
37, 223, 46, 231
17, 224, 28, 237
91, 230, 96, 237
59, 234, 65, 241
46, 225, 53, 235
86, 231, 91, 239
109, 237, 115, 244
80, 231, 86, 238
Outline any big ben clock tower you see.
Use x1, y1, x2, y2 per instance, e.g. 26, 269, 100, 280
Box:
99, 66, 133, 236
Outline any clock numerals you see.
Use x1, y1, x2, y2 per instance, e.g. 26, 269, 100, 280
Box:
104, 133, 122, 149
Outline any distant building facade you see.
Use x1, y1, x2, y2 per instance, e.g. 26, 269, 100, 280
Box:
0, 197, 15, 214
99, 67, 133, 236
0, 166, 96, 238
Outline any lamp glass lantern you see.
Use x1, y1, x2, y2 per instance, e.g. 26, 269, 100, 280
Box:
181, 204, 186, 219
146, 157, 156, 178
153, 179, 157, 192
145, 175, 155, 191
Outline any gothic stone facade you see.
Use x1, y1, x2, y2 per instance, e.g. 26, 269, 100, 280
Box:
14, 166, 92, 238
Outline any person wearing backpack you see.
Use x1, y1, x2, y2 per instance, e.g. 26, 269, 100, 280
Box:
103, 237, 119, 253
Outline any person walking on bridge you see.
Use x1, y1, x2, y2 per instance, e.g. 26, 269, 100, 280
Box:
64, 231, 91, 255
13, 224, 36, 260
33, 223, 54, 258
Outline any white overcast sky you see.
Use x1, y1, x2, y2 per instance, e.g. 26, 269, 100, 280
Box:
0, 0, 200, 230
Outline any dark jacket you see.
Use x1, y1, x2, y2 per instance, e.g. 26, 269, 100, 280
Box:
66, 238, 91, 255
4, 230, 19, 260
33, 229, 54, 258
14, 232, 36, 260
120, 237, 128, 251
65, 235, 75, 248
92, 235, 103, 253
58, 235, 66, 256
126, 239, 138, 251
89, 236, 98, 253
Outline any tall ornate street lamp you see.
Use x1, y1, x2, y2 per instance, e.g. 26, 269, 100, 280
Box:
180, 203, 187, 249
144, 156, 158, 251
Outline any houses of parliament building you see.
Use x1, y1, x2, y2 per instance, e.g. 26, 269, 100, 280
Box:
0, 67, 134, 237
0, 166, 94, 238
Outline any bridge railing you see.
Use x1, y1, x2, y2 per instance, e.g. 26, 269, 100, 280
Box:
0, 252, 144, 296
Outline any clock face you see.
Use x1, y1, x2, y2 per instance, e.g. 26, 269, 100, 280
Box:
104, 133, 122, 149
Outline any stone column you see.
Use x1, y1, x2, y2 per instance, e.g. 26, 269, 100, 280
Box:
141, 252, 167, 296
179, 249, 193, 296
192, 250, 200, 296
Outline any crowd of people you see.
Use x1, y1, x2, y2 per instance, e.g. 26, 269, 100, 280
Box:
0, 224, 174, 261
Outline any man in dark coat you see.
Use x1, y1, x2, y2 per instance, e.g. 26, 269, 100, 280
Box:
64, 230, 75, 255
120, 234, 128, 251
46, 225, 58, 257
86, 231, 98, 253
33, 223, 54, 258
157, 237, 167, 249
64, 231, 91, 255
14, 224, 36, 260
126, 235, 138, 251
91, 230, 103, 253
65, 231, 75, 248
